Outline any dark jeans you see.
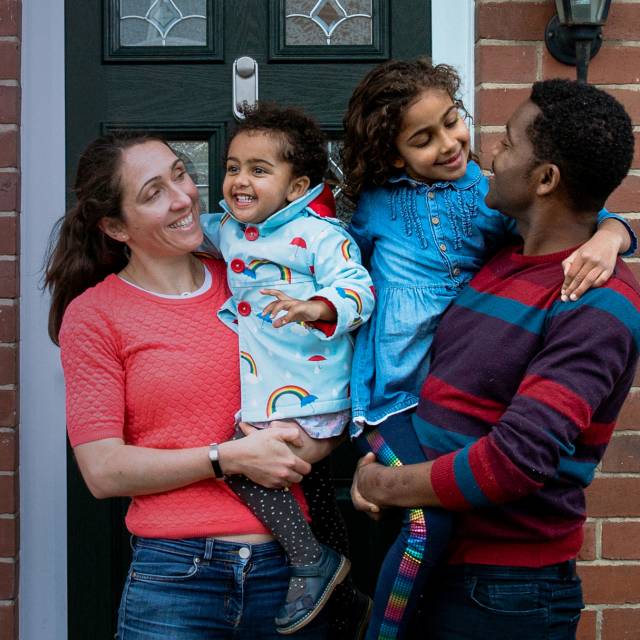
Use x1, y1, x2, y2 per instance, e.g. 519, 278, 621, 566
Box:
412, 560, 584, 640
116, 536, 328, 639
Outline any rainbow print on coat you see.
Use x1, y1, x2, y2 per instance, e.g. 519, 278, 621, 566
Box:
337, 287, 363, 314
266, 385, 318, 417
240, 351, 258, 376
242, 259, 293, 283
341, 239, 353, 261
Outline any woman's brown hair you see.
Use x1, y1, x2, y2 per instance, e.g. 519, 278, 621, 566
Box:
341, 58, 464, 200
44, 131, 169, 344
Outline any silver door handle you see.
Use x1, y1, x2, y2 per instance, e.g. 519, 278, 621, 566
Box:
233, 56, 258, 120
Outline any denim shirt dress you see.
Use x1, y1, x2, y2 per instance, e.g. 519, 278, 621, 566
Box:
348, 160, 636, 432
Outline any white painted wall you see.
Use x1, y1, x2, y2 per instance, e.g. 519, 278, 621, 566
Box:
16, 2, 475, 638
20, 1, 67, 638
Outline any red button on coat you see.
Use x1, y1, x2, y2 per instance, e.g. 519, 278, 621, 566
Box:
245, 226, 259, 241
230, 258, 245, 273
238, 301, 252, 316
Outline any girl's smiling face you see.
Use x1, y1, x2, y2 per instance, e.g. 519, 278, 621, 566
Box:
393, 89, 471, 184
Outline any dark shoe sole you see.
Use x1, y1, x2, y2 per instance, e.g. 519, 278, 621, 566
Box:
354, 595, 373, 640
276, 556, 351, 635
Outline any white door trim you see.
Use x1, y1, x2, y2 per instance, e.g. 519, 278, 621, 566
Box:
20, 1, 68, 638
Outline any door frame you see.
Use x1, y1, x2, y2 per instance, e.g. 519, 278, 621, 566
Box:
19, 2, 475, 637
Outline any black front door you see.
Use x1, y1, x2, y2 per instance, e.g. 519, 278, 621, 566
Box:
65, 2, 431, 637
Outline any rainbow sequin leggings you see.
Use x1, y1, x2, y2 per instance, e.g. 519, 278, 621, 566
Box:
356, 411, 452, 640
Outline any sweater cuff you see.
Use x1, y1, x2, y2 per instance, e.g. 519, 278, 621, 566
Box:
306, 297, 337, 337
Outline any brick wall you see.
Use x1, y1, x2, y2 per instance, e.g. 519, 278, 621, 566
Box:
475, 2, 640, 639
0, 0, 19, 638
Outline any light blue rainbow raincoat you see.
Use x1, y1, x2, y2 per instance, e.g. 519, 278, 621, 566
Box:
200, 183, 374, 427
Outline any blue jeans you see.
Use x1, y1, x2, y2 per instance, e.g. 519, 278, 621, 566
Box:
117, 537, 328, 639
412, 561, 584, 639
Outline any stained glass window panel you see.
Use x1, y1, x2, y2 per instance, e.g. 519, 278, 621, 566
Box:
285, 0, 373, 46
169, 140, 210, 211
119, 0, 207, 47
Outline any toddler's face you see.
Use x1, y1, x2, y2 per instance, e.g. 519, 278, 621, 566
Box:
393, 89, 470, 184
223, 131, 309, 224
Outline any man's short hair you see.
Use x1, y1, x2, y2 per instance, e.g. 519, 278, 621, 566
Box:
528, 79, 634, 211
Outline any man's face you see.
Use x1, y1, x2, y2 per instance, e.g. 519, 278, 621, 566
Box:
485, 100, 542, 218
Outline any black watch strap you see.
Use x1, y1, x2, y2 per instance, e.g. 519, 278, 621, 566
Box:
208, 443, 225, 479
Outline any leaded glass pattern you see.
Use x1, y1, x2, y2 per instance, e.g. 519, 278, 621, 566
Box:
326, 139, 353, 222
285, 0, 373, 46
169, 140, 210, 210
119, 0, 207, 47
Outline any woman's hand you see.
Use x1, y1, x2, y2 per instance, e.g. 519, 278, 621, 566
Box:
220, 423, 312, 488
260, 289, 336, 328
561, 223, 625, 301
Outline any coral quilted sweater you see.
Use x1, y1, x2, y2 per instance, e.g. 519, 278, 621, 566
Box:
59, 258, 308, 538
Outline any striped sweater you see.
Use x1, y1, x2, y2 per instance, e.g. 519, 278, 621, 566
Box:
413, 244, 640, 567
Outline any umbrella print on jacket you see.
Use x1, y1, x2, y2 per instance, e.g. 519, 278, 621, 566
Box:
290, 236, 307, 257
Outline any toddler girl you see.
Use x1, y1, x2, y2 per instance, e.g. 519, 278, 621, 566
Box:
342, 58, 635, 639
200, 103, 375, 635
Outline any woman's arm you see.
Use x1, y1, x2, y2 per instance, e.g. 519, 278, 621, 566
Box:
74, 423, 312, 499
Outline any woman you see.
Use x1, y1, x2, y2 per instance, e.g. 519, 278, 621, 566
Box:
45, 131, 335, 639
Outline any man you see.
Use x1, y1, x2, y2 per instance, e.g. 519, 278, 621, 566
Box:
352, 79, 640, 638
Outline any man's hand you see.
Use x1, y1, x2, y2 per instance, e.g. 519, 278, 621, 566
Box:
261, 289, 336, 328
351, 452, 383, 518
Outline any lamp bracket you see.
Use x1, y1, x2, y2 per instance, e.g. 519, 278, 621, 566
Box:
545, 15, 603, 66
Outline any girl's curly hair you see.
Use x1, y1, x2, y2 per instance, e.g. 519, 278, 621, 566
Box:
230, 103, 328, 186
341, 58, 463, 200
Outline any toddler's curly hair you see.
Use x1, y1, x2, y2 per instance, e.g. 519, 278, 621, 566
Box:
342, 58, 463, 200
230, 103, 328, 186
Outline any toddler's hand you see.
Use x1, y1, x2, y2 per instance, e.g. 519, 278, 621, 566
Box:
261, 289, 335, 328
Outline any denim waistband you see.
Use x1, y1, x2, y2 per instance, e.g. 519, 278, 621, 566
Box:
132, 536, 284, 561
443, 560, 577, 580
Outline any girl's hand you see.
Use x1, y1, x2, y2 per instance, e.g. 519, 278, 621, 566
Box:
261, 289, 336, 328
351, 452, 382, 519
561, 228, 622, 301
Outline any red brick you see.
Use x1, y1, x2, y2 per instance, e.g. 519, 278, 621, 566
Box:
0, 262, 17, 298
602, 522, 640, 560
0, 86, 19, 124
578, 521, 596, 561
607, 89, 640, 126
0, 304, 16, 342
0, 476, 15, 513
0, 217, 16, 254
0, 173, 18, 211
602, 435, 640, 472
476, 87, 531, 127
0, 390, 16, 428
603, 4, 640, 41
474, 131, 503, 171
579, 564, 640, 604
542, 46, 640, 86
0, 603, 15, 640
602, 608, 640, 640
0, 130, 17, 168
477, 44, 538, 84
0, 42, 19, 80
0, 431, 15, 472
0, 519, 16, 556
577, 609, 596, 640
0, 0, 20, 37
0, 562, 15, 599
605, 175, 640, 214
477, 2, 554, 41
0, 346, 16, 386
586, 477, 640, 516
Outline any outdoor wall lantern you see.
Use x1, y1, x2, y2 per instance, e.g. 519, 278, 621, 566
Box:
545, 0, 612, 83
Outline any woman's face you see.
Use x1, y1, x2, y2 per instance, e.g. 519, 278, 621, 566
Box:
114, 141, 203, 259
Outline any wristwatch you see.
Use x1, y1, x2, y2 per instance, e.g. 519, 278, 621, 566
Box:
208, 443, 225, 479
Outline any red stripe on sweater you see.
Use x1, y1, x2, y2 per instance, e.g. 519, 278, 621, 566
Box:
421, 376, 506, 424
518, 374, 591, 430
431, 454, 472, 510
577, 420, 616, 446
